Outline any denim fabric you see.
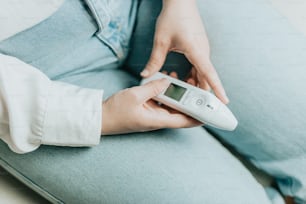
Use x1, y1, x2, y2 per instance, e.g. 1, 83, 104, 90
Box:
194, 1, 306, 203
0, 0, 271, 203
0, 0, 136, 81
1, 0, 304, 203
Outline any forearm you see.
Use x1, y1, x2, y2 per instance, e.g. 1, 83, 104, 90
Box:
162, 0, 197, 12
162, 0, 196, 5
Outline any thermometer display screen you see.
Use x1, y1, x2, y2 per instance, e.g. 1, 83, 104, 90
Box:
164, 83, 187, 101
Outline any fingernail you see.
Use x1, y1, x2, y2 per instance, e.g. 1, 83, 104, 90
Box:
224, 95, 230, 104
161, 78, 169, 83
140, 70, 149, 77
161, 78, 170, 87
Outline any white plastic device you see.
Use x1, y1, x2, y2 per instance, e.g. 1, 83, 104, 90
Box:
140, 72, 238, 131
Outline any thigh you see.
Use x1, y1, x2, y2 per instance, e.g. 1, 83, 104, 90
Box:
124, 0, 192, 79
57, 68, 138, 98
0, 119, 271, 204
0, 0, 137, 81
196, 0, 306, 201
0, 0, 117, 79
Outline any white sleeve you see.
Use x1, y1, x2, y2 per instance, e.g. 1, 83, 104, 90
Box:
0, 54, 103, 154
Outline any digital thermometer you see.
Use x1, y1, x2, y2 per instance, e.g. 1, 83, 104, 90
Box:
140, 72, 238, 131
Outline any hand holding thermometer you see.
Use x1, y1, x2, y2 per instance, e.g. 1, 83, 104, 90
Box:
140, 72, 238, 131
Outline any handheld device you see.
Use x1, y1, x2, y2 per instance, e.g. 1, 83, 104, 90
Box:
140, 72, 238, 131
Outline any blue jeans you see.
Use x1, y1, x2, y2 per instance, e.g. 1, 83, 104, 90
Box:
1, 0, 305, 203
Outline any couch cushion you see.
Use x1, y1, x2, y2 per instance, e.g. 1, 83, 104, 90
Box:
196, 0, 306, 201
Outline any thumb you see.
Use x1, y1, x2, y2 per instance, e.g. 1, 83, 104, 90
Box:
137, 78, 170, 102
141, 40, 169, 77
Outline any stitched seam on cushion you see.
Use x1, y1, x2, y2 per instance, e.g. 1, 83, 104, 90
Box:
251, 156, 306, 199
0, 157, 64, 203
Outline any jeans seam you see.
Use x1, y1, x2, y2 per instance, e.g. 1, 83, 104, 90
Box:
84, 0, 131, 60
85, 0, 110, 31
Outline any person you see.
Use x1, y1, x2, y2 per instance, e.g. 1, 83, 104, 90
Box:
0, 0, 301, 203
0, 0, 227, 153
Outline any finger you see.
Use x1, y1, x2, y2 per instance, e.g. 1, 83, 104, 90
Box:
141, 38, 169, 77
187, 78, 196, 86
199, 61, 228, 103
134, 78, 170, 102
197, 70, 211, 91
199, 80, 211, 91
191, 67, 197, 78
144, 97, 203, 128
185, 68, 192, 80
147, 107, 202, 129
161, 70, 168, 75
162, 112, 203, 128
185, 67, 198, 85
169, 71, 178, 79
187, 53, 229, 104
192, 67, 199, 84
190, 67, 199, 85
145, 99, 158, 107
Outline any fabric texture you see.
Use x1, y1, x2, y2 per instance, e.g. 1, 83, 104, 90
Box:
0, 54, 103, 153
0, 0, 104, 153
195, 0, 306, 202
0, 0, 274, 203
0, 0, 305, 203
0, 0, 64, 41
127, 0, 306, 203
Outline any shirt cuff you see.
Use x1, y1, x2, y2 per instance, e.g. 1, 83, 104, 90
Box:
33, 81, 103, 146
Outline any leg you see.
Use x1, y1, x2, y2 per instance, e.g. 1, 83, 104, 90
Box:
195, 0, 306, 202
0, 0, 272, 202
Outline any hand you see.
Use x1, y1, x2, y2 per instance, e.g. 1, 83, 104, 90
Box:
185, 67, 211, 91
140, 0, 229, 104
101, 78, 202, 135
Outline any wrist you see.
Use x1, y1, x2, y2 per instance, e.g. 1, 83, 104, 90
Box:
101, 101, 109, 135
161, 0, 198, 14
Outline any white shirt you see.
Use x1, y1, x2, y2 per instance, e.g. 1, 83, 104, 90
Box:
0, 0, 103, 154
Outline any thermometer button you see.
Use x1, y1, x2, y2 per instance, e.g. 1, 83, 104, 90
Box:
192, 96, 206, 107
196, 98, 204, 106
